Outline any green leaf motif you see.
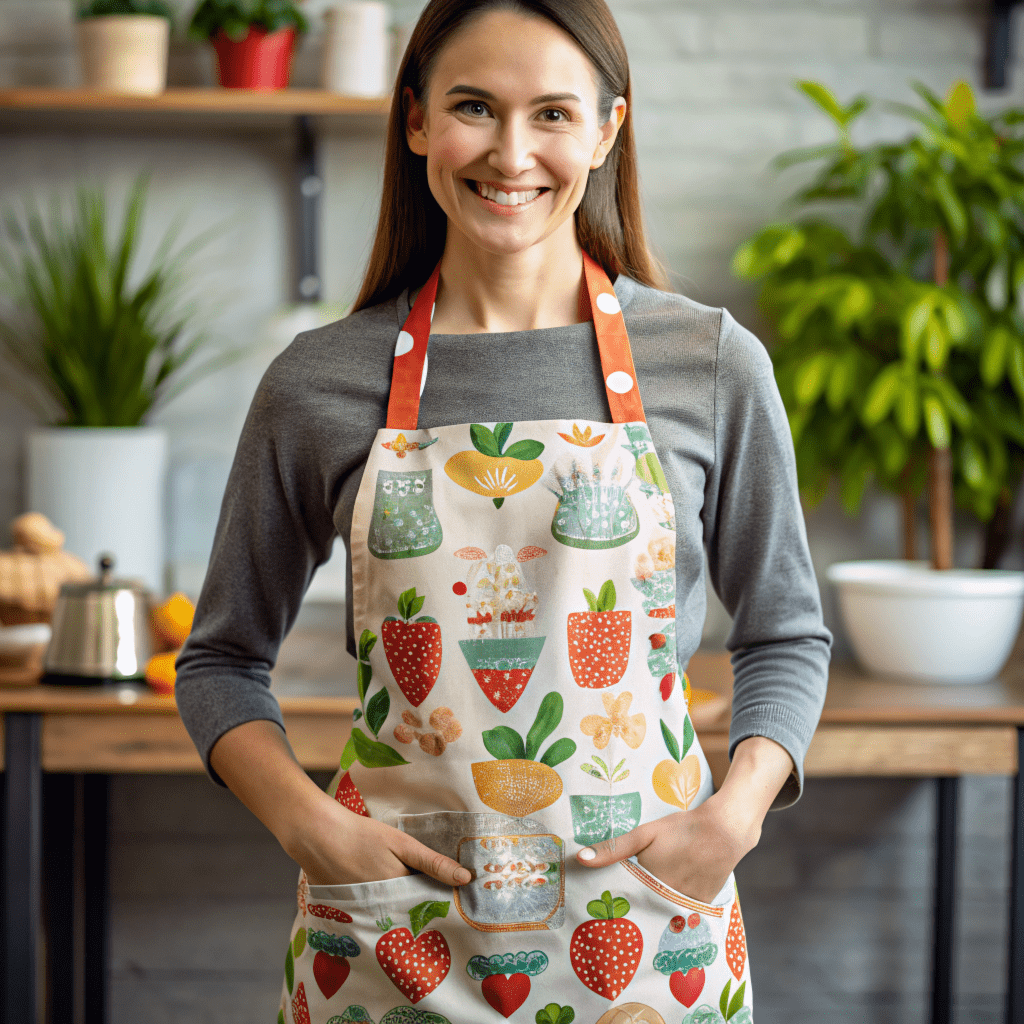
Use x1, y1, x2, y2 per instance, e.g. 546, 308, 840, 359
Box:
351, 728, 409, 768
365, 688, 390, 737
539, 737, 576, 768
482, 725, 526, 761
339, 734, 358, 772
536, 1004, 575, 1024
358, 628, 377, 662
682, 715, 695, 758
583, 588, 598, 612
661, 719, 681, 763
504, 438, 545, 461
409, 899, 449, 938
525, 692, 563, 761
494, 422, 514, 452
728, 980, 748, 1020
597, 580, 616, 612
292, 927, 306, 958
356, 661, 372, 704
721, 979, 732, 1019
285, 943, 294, 994
470, 423, 501, 457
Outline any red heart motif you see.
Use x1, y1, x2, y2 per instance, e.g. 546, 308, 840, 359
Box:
670, 967, 705, 1006
481, 973, 531, 1017
313, 951, 350, 999
375, 927, 451, 1003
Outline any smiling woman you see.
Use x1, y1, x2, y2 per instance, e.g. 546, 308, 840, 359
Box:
173, 1, 833, 1021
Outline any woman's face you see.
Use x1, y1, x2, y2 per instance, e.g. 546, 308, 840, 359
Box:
405, 9, 625, 257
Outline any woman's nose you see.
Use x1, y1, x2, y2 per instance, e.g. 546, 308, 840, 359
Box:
487, 118, 536, 178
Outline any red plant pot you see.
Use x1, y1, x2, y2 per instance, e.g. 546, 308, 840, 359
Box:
211, 25, 296, 90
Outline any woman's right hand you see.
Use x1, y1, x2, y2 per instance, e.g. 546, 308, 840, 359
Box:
285, 787, 471, 888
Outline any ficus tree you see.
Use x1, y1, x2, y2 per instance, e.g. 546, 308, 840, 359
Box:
733, 79, 1024, 570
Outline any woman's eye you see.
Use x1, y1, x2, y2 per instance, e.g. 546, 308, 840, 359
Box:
540, 109, 568, 122
457, 101, 489, 117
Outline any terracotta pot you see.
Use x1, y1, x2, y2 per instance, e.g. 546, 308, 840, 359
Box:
76, 14, 169, 95
211, 25, 297, 89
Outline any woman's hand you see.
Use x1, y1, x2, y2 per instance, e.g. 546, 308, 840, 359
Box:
575, 735, 795, 903
286, 787, 471, 888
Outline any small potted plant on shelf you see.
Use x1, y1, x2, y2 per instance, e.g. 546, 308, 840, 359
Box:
732, 79, 1024, 684
0, 172, 245, 596
75, 0, 174, 95
187, 0, 310, 90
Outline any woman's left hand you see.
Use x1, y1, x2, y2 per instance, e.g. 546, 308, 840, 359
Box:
575, 735, 796, 903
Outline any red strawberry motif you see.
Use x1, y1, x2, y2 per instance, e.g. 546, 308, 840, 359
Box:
333, 771, 370, 816
382, 588, 442, 707
313, 951, 350, 999
291, 982, 310, 1024
482, 973, 531, 1017
569, 890, 643, 1000
375, 901, 451, 1003
670, 967, 705, 1006
567, 582, 631, 689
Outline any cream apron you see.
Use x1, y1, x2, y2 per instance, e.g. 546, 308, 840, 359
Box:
278, 253, 754, 1024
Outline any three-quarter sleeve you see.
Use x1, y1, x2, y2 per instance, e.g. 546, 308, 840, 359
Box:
702, 308, 833, 809
174, 355, 341, 786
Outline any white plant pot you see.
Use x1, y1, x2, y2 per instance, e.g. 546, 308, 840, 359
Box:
26, 427, 168, 597
826, 559, 1024, 684
76, 14, 169, 95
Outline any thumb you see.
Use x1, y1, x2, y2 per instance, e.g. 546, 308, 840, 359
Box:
577, 824, 653, 867
396, 835, 472, 886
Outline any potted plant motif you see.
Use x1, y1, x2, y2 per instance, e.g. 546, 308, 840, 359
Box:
187, 0, 310, 90
732, 79, 1024, 683
0, 174, 241, 594
75, 0, 173, 95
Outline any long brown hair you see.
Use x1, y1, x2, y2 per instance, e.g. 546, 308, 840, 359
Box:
351, 0, 669, 313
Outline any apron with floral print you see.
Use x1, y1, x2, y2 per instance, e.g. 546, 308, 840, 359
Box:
278, 252, 754, 1024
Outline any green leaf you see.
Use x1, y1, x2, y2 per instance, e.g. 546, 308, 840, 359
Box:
660, 719, 681, 762
525, 692, 563, 760
415, 615, 438, 623
351, 727, 409, 767
292, 927, 306, 959
796, 80, 850, 126
923, 394, 951, 449
682, 715, 695, 758
960, 437, 986, 488
365, 688, 390, 737
597, 580, 616, 612
493, 422, 514, 452
902, 294, 935, 361
827, 350, 858, 411
356, 661, 372, 703
932, 172, 967, 244
721, 979, 732, 1019
339, 734, 358, 772
728, 980, 748, 1019
483, 725, 526, 761
358, 628, 377, 662
611, 895, 630, 918
285, 943, 294, 994
539, 737, 576, 768
924, 317, 949, 371
493, 497, 505, 509
895, 376, 921, 439
396, 587, 417, 621
861, 364, 902, 426
1009, 340, 1024, 405
504, 438, 545, 461
982, 327, 1011, 387
557, 1008, 576, 1024
470, 423, 501, 457
928, 376, 971, 430
583, 588, 598, 612
794, 351, 833, 406
587, 897, 611, 920
409, 899, 449, 938
352, 708, 363, 722
944, 79, 976, 131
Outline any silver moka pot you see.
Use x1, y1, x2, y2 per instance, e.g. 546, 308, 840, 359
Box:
42, 553, 154, 685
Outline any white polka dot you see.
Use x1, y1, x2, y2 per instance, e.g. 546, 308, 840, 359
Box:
420, 354, 429, 396
606, 370, 634, 394
395, 330, 415, 357
596, 292, 620, 315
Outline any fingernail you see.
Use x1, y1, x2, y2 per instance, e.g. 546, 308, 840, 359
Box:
579, 847, 597, 861
454, 868, 471, 883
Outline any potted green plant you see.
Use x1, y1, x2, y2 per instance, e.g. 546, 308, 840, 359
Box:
187, 0, 310, 90
732, 79, 1024, 683
0, 173, 243, 595
75, 0, 174, 95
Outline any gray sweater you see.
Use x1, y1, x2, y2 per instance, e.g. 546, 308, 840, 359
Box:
174, 272, 832, 809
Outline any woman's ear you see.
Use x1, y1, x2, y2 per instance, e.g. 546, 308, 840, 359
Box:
405, 86, 428, 155
591, 95, 627, 170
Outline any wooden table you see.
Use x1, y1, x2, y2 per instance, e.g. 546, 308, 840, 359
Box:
2, 631, 1023, 1024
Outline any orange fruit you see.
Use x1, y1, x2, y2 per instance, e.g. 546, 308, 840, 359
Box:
471, 759, 563, 816
652, 755, 701, 810
145, 651, 177, 695
152, 592, 195, 649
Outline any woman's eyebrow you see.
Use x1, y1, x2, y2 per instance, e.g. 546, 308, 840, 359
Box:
444, 85, 581, 103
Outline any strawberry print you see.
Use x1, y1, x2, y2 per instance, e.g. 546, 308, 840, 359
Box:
567, 581, 631, 688
292, 981, 311, 1024
333, 771, 370, 816
375, 900, 452, 1003
725, 897, 747, 980
654, 912, 717, 1007
382, 588, 442, 707
466, 950, 548, 1018
308, 931, 360, 1000
569, 890, 643, 1000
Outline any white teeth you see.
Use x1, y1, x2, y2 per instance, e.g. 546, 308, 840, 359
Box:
475, 182, 544, 206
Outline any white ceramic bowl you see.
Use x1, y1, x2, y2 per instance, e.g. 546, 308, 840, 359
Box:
0, 623, 52, 651
826, 559, 1024, 684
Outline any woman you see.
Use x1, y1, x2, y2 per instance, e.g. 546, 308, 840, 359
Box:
175, 1, 832, 1021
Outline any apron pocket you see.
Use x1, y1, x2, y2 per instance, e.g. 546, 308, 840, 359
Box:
305, 872, 443, 906
620, 858, 734, 919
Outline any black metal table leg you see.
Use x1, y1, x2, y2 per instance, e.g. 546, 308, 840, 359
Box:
43, 773, 76, 1024
3, 712, 43, 1024
83, 773, 110, 1024
932, 776, 959, 1024
1008, 727, 1024, 1023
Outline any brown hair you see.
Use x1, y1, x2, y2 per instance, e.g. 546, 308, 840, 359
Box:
351, 0, 669, 313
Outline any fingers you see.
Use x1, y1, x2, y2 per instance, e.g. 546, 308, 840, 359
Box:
397, 835, 472, 886
577, 823, 653, 867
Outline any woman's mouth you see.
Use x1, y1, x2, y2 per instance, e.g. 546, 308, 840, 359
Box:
465, 179, 550, 213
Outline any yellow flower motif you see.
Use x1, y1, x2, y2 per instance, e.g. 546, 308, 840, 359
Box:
557, 423, 606, 447
580, 690, 646, 750
382, 433, 438, 458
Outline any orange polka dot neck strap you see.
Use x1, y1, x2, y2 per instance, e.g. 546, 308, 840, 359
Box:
385, 251, 647, 430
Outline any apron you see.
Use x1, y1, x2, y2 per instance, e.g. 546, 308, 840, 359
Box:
278, 252, 754, 1024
